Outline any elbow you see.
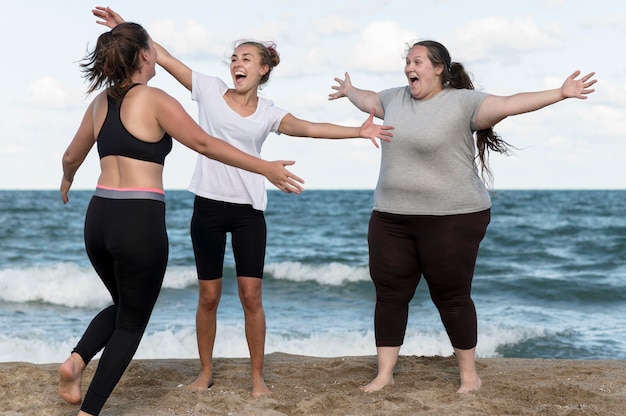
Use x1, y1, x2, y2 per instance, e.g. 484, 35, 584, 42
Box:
193, 140, 213, 160
493, 115, 508, 126
62, 145, 90, 171
61, 151, 81, 181
62, 150, 79, 168
477, 116, 506, 131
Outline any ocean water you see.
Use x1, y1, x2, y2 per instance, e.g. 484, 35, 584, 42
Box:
1, 189, 625, 364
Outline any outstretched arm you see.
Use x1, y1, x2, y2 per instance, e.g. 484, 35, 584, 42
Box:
475, 70, 597, 130
277, 109, 393, 148
150, 87, 304, 193
92, 6, 193, 91
329, 72, 384, 119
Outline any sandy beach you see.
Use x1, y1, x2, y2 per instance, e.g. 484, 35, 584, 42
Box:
1, 353, 625, 415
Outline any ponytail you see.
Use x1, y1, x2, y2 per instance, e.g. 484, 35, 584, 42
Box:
80, 22, 150, 102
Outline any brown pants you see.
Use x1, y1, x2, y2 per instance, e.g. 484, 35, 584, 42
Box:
368, 209, 490, 350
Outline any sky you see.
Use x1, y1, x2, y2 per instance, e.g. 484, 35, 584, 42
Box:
1, 0, 625, 190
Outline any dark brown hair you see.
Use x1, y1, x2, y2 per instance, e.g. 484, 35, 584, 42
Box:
80, 22, 150, 102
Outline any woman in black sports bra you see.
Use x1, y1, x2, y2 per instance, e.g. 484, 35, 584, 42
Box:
58, 22, 304, 416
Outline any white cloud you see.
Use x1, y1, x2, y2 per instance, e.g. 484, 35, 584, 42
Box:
534, 0, 567, 9
273, 46, 331, 77
0, 143, 27, 155
593, 77, 626, 106
546, 135, 568, 147
278, 90, 333, 113
451, 16, 563, 63
243, 20, 292, 43
25, 77, 81, 110
313, 16, 360, 36
579, 105, 626, 137
583, 13, 626, 30
148, 19, 225, 58
349, 21, 418, 72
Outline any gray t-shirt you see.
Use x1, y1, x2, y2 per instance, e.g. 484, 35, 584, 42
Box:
374, 87, 491, 215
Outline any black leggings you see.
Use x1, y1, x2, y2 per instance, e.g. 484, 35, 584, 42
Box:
74, 191, 168, 415
190, 196, 266, 279
368, 209, 490, 350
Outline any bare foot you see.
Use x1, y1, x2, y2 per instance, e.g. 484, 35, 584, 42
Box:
185, 373, 214, 391
58, 353, 85, 405
360, 375, 395, 393
457, 373, 482, 393
251, 375, 271, 398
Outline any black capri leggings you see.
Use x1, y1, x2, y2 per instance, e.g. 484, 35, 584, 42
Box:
368, 209, 490, 350
74, 190, 168, 415
190, 196, 266, 279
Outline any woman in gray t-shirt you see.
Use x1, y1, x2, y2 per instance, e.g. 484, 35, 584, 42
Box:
329, 39, 596, 394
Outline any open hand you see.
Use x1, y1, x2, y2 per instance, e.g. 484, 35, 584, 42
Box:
562, 70, 597, 99
264, 161, 305, 194
92, 6, 125, 29
328, 72, 353, 101
359, 109, 393, 148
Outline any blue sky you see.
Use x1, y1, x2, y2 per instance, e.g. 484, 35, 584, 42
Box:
1, 0, 624, 190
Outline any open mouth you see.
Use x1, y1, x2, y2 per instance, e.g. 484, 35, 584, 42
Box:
408, 75, 419, 86
234, 71, 247, 82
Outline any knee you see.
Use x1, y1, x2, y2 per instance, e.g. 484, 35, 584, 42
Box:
198, 289, 221, 311
376, 287, 415, 306
117, 313, 150, 333
239, 290, 263, 312
431, 293, 473, 310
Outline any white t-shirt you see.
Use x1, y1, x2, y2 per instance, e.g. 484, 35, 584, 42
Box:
188, 72, 289, 211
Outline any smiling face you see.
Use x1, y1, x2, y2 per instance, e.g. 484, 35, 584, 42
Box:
404, 44, 444, 100
230, 44, 269, 92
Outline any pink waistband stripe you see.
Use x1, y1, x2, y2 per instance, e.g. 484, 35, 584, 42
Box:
96, 185, 165, 195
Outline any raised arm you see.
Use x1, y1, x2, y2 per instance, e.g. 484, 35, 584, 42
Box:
153, 42, 193, 91
150, 87, 304, 193
277, 109, 393, 148
475, 70, 597, 130
329, 72, 384, 119
92, 6, 193, 91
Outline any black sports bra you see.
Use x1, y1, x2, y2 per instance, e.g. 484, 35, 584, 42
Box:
97, 85, 172, 165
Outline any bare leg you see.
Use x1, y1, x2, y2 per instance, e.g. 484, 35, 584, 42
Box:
188, 279, 222, 390
59, 352, 86, 405
361, 346, 400, 393
454, 347, 481, 393
238, 276, 271, 398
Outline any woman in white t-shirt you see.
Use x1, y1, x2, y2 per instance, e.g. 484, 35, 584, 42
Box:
93, 6, 393, 398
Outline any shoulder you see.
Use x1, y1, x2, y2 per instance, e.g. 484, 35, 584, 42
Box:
444, 88, 489, 106
380, 86, 406, 96
379, 86, 409, 103
88, 90, 109, 122
193, 72, 227, 91
258, 95, 288, 117
446, 88, 489, 99
131, 85, 172, 100
257, 95, 279, 109
92, 90, 109, 105
131, 86, 182, 112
